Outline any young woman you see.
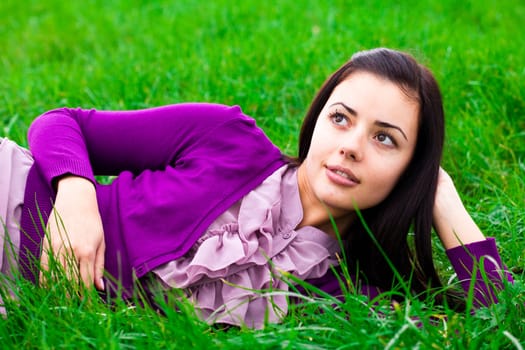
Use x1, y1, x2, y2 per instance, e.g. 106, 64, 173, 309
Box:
1, 48, 512, 328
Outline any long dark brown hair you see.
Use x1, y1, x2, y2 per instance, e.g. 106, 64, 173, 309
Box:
296, 48, 462, 308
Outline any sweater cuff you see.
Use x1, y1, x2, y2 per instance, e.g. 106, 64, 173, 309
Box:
38, 159, 96, 190
446, 237, 513, 308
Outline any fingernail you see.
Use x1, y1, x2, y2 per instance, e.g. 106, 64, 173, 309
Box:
100, 278, 105, 290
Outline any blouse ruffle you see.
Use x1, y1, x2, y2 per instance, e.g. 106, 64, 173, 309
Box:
151, 165, 340, 328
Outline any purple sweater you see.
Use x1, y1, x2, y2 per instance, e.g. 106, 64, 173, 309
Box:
19, 103, 285, 295
19, 103, 511, 307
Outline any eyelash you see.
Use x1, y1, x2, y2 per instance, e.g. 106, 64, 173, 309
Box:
375, 130, 397, 147
327, 111, 398, 147
328, 111, 348, 126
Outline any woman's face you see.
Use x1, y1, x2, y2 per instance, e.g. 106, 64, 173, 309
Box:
298, 71, 420, 218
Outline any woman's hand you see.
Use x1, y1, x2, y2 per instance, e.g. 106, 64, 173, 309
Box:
40, 176, 106, 290
433, 167, 486, 249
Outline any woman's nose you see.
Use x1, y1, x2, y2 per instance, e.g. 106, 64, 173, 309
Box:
339, 128, 365, 161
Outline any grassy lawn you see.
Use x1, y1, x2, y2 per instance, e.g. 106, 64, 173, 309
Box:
1, 0, 524, 348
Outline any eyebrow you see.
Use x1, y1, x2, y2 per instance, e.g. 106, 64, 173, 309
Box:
331, 102, 408, 141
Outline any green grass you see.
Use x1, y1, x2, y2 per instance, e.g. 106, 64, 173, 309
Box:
1, 0, 524, 348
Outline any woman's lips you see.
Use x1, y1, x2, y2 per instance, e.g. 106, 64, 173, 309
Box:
325, 165, 360, 187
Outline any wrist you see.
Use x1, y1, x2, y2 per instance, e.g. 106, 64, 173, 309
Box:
56, 175, 95, 192
55, 175, 98, 210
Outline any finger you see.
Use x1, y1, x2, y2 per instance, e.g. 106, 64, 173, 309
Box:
94, 240, 106, 291
40, 240, 50, 271
39, 251, 50, 286
79, 257, 94, 289
39, 237, 54, 285
57, 249, 80, 281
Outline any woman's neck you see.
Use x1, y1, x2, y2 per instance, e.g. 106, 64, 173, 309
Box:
296, 164, 353, 238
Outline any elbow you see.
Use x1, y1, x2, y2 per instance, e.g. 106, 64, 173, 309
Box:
27, 107, 75, 147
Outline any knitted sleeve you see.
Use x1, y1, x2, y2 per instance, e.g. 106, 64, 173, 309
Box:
446, 237, 513, 308
27, 103, 280, 187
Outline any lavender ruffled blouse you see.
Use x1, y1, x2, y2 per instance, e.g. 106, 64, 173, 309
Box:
150, 165, 341, 328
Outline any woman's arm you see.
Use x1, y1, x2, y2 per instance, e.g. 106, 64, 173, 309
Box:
433, 167, 486, 249
434, 168, 513, 307
29, 103, 274, 289
28, 103, 251, 185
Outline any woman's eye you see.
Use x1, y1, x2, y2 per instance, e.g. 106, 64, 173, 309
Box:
330, 112, 348, 126
376, 133, 395, 146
